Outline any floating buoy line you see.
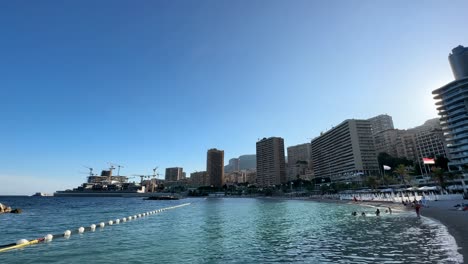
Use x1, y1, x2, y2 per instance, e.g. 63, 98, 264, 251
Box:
0, 203, 191, 253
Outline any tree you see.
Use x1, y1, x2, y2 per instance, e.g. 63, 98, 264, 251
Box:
435, 156, 450, 171
365, 176, 379, 190
431, 167, 446, 189
394, 164, 410, 186
382, 174, 397, 186
378, 153, 413, 172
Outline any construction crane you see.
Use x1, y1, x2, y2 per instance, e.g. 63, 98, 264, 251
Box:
132, 174, 152, 185
82, 166, 94, 176
150, 167, 163, 192
81, 166, 95, 183
108, 162, 124, 176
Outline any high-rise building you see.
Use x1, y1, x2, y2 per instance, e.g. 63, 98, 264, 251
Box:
311, 119, 380, 182
165, 167, 184, 182
414, 129, 448, 160
256, 137, 286, 187
224, 158, 240, 173
287, 143, 312, 167
367, 114, 394, 135
207, 148, 224, 187
287, 143, 313, 181
449, 45, 468, 80
239, 155, 256, 170
433, 45, 468, 170
189, 171, 209, 187
373, 129, 418, 161
224, 155, 257, 172
408, 118, 449, 162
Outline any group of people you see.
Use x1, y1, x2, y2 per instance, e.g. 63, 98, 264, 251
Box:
402, 198, 423, 218
351, 207, 392, 217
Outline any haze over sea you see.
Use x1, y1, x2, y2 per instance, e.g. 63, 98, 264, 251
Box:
0, 197, 462, 263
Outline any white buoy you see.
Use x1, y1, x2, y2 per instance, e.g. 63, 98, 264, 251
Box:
115, 219, 120, 224
64, 230, 71, 237
78, 227, 85, 233
128, 216, 132, 220
134, 215, 137, 219
138, 214, 141, 218
122, 217, 127, 222
44, 234, 53, 242
108, 220, 114, 225
90, 224, 96, 231
99, 222, 105, 228
16, 239, 29, 245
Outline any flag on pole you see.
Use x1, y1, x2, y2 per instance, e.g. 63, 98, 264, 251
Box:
383, 165, 391, 170
422, 158, 435, 164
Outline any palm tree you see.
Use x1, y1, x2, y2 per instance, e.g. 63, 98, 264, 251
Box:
431, 167, 445, 189
394, 164, 410, 186
382, 174, 396, 186
365, 176, 379, 190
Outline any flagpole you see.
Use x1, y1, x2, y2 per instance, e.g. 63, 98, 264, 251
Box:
418, 159, 425, 177
381, 165, 384, 180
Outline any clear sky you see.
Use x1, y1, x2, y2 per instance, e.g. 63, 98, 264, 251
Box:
1, 0, 468, 195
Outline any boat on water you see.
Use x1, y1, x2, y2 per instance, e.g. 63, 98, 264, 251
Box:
54, 167, 164, 197
144, 196, 179, 200
31, 192, 53, 197
0, 203, 21, 214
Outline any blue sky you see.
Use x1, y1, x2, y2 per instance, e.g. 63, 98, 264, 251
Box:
1, 0, 467, 195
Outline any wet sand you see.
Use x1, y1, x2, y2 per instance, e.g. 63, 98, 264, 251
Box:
309, 197, 468, 261
422, 200, 468, 261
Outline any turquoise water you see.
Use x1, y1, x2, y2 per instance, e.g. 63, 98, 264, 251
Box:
0, 197, 462, 263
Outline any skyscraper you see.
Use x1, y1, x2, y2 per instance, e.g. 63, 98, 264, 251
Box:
310, 119, 380, 182
433, 45, 468, 170
207, 148, 224, 188
256, 137, 286, 187
449, 45, 468, 80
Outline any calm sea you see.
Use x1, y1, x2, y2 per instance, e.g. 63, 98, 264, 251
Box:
0, 197, 462, 263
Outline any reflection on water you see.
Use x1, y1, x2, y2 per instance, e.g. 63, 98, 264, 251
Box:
0, 197, 462, 263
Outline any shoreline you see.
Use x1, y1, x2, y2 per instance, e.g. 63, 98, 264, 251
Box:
308, 197, 467, 262
420, 200, 468, 262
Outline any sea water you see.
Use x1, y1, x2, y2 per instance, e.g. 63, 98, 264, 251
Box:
0, 197, 462, 263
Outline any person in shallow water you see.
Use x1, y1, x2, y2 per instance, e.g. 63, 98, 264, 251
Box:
361, 212, 366, 216
375, 209, 380, 216
351, 211, 357, 216
415, 202, 422, 218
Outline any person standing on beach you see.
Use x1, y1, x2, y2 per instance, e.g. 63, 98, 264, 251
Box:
415, 202, 422, 218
